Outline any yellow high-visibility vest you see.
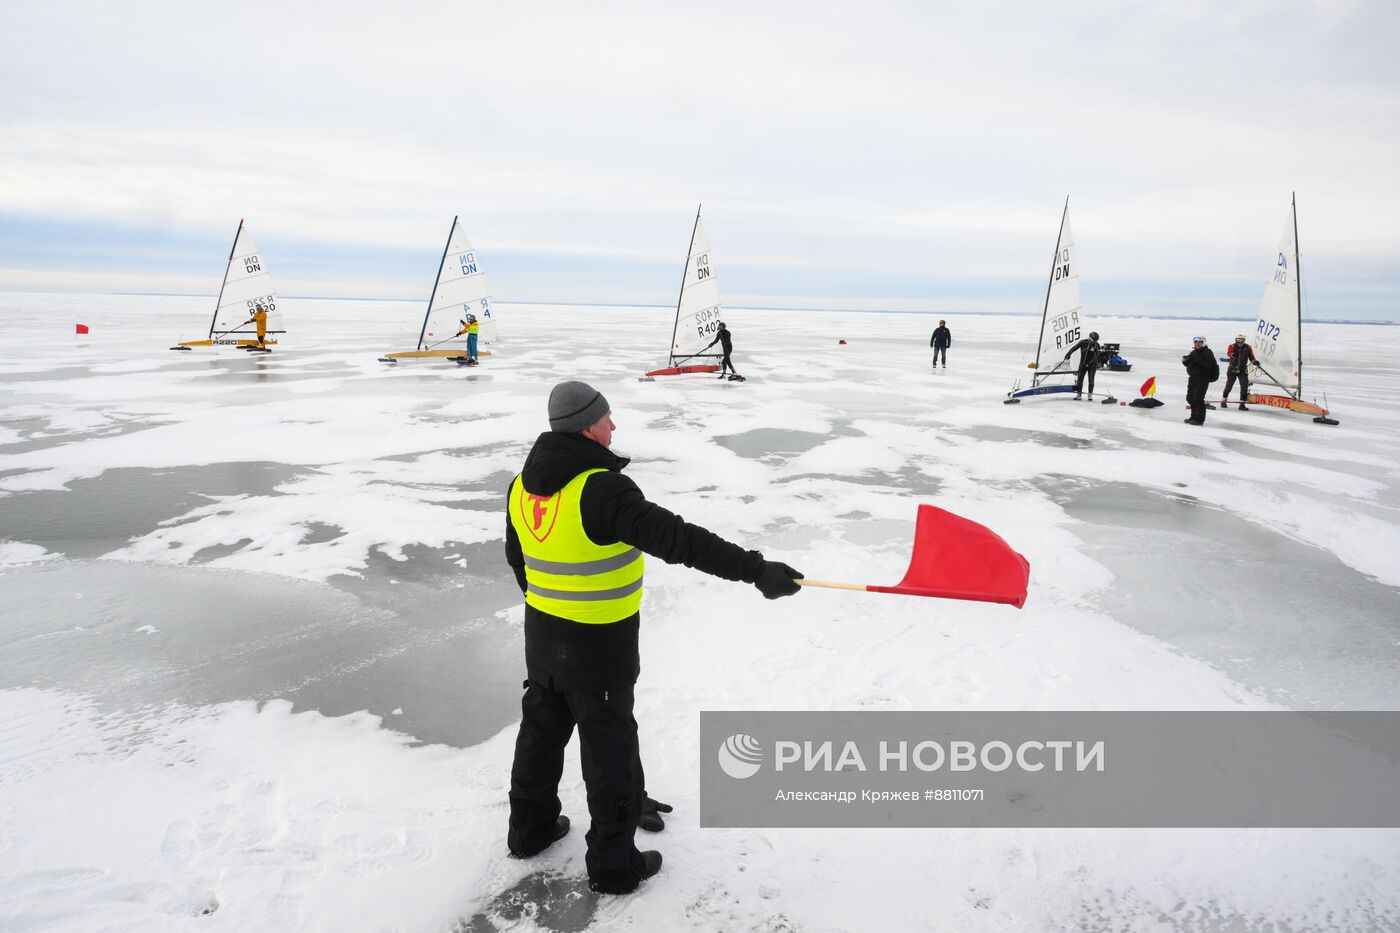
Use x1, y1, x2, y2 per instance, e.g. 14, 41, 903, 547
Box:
508, 469, 644, 624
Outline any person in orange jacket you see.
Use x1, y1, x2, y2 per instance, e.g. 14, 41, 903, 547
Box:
251, 304, 269, 348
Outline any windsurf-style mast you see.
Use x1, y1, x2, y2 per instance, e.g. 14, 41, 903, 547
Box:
669, 204, 702, 366
1249, 197, 1305, 398
1239, 194, 1336, 422
208, 218, 244, 339
416, 216, 458, 351
1293, 191, 1302, 397
172, 220, 281, 350
1032, 197, 1069, 379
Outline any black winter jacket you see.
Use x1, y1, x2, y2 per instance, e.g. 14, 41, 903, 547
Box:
504, 431, 766, 689
1227, 342, 1257, 374
1064, 337, 1101, 370
930, 326, 951, 349
1182, 345, 1220, 382
705, 329, 733, 354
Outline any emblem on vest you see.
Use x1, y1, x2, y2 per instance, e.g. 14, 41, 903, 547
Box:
519, 487, 560, 542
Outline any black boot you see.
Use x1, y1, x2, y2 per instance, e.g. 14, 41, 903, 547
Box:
508, 815, 570, 859
589, 850, 662, 895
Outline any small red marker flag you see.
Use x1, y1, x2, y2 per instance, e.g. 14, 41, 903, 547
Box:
75, 324, 90, 335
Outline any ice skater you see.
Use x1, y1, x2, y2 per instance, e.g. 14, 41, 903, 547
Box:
930, 320, 951, 368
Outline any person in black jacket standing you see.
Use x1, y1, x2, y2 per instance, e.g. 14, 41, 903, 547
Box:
703, 322, 738, 378
1181, 335, 1220, 424
1063, 331, 1102, 399
930, 320, 951, 368
503, 381, 803, 895
1221, 335, 1256, 410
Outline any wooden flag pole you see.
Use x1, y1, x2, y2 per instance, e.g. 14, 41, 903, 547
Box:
795, 580, 867, 592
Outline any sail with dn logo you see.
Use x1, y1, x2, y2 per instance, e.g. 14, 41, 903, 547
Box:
169, 219, 283, 351
379, 216, 500, 363
1252, 203, 1303, 394
644, 205, 725, 378
1245, 194, 1339, 424
1004, 198, 1094, 402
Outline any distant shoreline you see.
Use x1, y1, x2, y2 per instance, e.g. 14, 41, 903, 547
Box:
1, 290, 1391, 326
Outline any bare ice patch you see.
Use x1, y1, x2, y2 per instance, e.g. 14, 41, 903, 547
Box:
0, 557, 523, 747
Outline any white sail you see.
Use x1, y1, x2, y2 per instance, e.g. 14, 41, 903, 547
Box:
209, 222, 282, 339
418, 218, 497, 350
669, 211, 723, 364
1248, 202, 1302, 394
1033, 203, 1087, 380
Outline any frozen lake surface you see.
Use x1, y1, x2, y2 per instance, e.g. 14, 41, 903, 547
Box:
2, 292, 1399, 931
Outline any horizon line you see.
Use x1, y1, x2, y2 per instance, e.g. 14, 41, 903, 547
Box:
0, 288, 1392, 325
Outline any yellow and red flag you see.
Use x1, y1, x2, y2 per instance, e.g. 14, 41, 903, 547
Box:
1140, 376, 1157, 397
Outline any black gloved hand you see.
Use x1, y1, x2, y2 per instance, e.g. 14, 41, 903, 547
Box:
638, 796, 673, 832
755, 561, 803, 599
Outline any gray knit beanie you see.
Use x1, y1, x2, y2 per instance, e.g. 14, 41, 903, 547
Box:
548, 381, 610, 433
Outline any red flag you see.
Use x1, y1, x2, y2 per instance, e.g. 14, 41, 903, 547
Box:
867, 505, 1029, 608
1140, 376, 1157, 397
75, 324, 90, 335
797, 505, 1030, 608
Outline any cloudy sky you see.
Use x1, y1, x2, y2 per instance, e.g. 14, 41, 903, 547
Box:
2, 1, 1397, 319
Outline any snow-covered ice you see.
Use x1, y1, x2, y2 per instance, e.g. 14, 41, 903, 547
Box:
2, 292, 1399, 931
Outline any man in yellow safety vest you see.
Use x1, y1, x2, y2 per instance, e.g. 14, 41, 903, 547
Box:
503, 380, 803, 894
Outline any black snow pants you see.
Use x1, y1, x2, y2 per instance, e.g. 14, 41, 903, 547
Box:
1222, 369, 1249, 403
508, 679, 647, 889
1075, 363, 1096, 396
1187, 375, 1209, 422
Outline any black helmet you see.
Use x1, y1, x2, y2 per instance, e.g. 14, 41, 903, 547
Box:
1089, 331, 1099, 341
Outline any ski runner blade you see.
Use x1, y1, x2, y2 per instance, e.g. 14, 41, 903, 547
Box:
645, 364, 721, 377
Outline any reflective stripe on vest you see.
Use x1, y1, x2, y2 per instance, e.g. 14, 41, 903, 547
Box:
508, 469, 644, 624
